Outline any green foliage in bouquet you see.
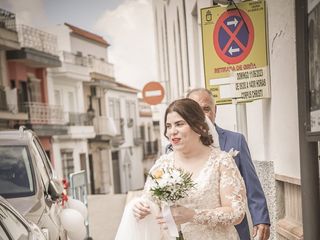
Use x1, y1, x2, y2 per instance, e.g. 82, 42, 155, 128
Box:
148, 167, 196, 204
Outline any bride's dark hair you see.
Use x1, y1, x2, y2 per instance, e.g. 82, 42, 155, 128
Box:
164, 98, 213, 146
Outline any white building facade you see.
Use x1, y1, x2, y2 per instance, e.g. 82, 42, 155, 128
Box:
151, 0, 316, 239
107, 86, 145, 193
138, 99, 161, 178
47, 23, 147, 195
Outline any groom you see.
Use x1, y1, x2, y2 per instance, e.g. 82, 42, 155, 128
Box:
186, 88, 270, 240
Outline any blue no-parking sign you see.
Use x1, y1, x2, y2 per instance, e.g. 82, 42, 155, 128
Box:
213, 9, 254, 64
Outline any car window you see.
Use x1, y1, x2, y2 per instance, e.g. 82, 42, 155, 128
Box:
0, 146, 35, 198
0, 225, 10, 240
0, 203, 29, 240
30, 140, 50, 190
33, 137, 54, 178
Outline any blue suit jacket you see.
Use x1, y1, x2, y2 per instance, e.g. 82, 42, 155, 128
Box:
216, 125, 270, 239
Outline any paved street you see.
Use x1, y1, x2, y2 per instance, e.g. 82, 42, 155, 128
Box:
88, 194, 126, 240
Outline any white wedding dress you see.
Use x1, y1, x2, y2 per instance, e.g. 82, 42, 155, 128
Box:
115, 147, 246, 240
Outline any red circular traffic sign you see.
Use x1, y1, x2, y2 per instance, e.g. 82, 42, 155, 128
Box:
213, 9, 254, 64
142, 82, 165, 105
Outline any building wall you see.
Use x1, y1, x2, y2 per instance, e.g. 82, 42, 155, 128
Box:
48, 25, 72, 53
51, 79, 84, 113
153, 0, 192, 101
7, 62, 28, 81
108, 89, 145, 192
39, 136, 52, 158
51, 138, 89, 179
46, 24, 104, 193
70, 35, 108, 61
0, 51, 7, 86
7, 62, 47, 103
139, 100, 161, 175
48, 24, 109, 60
265, 0, 300, 177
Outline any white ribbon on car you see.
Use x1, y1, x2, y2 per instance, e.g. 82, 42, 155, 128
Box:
161, 203, 179, 237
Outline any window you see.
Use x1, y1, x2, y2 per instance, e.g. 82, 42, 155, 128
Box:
33, 137, 54, 178
309, 2, 320, 132
126, 101, 130, 119
19, 81, 28, 102
148, 126, 151, 141
27, 75, 41, 102
31, 141, 50, 190
68, 91, 75, 112
10, 80, 15, 89
0, 225, 9, 240
54, 90, 61, 105
0, 204, 29, 240
126, 101, 136, 128
140, 125, 145, 140
109, 98, 123, 135
0, 146, 35, 198
61, 149, 74, 180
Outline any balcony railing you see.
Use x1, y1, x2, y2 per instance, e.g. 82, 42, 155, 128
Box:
88, 56, 114, 78
17, 24, 58, 55
0, 87, 27, 113
25, 102, 65, 124
143, 140, 159, 157
60, 51, 88, 66
67, 112, 92, 126
0, 8, 16, 31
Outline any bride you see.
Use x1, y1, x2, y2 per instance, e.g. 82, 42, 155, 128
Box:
115, 98, 246, 240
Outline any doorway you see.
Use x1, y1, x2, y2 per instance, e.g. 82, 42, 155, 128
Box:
112, 151, 121, 194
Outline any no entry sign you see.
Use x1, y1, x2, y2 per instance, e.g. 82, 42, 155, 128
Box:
142, 81, 165, 105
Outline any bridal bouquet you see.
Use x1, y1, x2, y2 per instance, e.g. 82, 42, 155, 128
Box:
148, 167, 196, 240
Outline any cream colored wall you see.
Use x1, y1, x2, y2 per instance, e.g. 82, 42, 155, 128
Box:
47, 24, 72, 52
107, 89, 145, 192
0, 51, 7, 86
70, 35, 108, 60
51, 138, 88, 179
261, 0, 300, 177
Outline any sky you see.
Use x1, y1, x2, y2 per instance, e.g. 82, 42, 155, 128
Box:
0, 0, 157, 90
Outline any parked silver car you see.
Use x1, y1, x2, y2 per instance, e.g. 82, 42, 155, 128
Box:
0, 195, 47, 240
0, 127, 67, 240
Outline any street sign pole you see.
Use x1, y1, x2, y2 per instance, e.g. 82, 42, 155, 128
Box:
235, 101, 248, 140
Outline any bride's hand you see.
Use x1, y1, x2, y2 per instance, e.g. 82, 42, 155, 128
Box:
170, 205, 196, 225
156, 205, 196, 226
132, 200, 151, 220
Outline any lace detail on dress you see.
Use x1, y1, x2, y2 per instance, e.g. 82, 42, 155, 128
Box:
142, 148, 246, 240
192, 150, 246, 228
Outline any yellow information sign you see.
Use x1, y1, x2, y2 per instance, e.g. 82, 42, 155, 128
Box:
201, 0, 269, 104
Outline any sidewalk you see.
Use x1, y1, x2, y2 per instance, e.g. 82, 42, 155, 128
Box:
88, 194, 126, 240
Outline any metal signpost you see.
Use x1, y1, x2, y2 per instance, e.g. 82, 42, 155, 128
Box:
201, 0, 269, 137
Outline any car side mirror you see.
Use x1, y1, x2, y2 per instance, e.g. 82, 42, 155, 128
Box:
48, 179, 64, 200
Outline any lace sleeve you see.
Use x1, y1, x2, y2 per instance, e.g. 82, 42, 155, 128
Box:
193, 151, 246, 227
